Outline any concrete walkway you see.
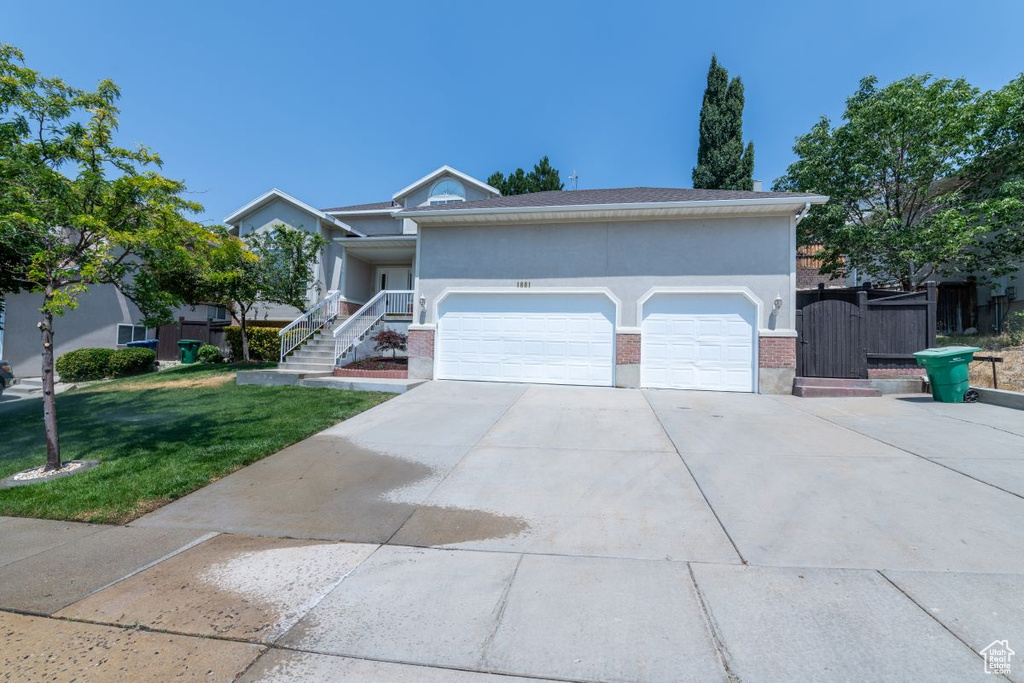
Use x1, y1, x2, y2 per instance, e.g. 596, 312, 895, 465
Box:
2, 381, 1023, 681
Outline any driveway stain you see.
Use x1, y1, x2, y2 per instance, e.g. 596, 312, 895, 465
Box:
391, 506, 530, 546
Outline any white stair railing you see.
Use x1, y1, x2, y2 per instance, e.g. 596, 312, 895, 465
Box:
279, 291, 345, 362
333, 290, 414, 365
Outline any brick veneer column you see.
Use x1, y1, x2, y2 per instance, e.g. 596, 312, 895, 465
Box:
407, 328, 435, 380
616, 333, 641, 365
615, 333, 641, 388
408, 329, 435, 358
758, 336, 796, 369
758, 335, 796, 394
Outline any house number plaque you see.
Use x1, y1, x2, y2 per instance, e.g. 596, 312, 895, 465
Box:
516, 281, 531, 288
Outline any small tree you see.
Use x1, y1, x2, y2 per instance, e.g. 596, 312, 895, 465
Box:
195, 224, 324, 361
0, 44, 220, 471
692, 55, 755, 191
372, 328, 407, 360
488, 156, 564, 195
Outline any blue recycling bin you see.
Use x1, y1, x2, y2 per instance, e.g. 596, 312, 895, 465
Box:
126, 339, 159, 352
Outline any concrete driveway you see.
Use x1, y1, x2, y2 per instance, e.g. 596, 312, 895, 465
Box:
4, 381, 1024, 681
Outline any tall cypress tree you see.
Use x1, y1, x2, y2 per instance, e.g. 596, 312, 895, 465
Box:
692, 55, 755, 190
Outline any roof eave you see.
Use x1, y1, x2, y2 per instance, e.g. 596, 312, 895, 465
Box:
400, 195, 829, 223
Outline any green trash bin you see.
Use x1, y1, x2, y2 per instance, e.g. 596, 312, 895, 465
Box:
913, 346, 982, 403
177, 339, 203, 364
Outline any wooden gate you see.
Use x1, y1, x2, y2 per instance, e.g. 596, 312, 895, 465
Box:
796, 283, 937, 378
796, 299, 867, 378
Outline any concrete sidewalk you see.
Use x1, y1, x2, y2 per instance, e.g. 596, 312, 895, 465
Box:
2, 382, 1023, 681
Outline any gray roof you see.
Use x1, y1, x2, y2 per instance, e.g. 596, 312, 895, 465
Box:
400, 187, 823, 213
322, 200, 395, 213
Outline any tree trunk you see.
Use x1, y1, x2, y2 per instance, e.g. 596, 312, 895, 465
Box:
240, 311, 250, 362
40, 301, 61, 471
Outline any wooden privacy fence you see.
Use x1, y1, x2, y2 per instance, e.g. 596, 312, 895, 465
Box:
795, 283, 937, 378
156, 318, 229, 361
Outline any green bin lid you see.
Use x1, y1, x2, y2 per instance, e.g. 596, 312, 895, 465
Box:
177, 339, 203, 344
912, 346, 982, 358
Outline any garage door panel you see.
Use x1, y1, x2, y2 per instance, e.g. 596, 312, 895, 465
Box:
641, 293, 756, 393
437, 293, 615, 387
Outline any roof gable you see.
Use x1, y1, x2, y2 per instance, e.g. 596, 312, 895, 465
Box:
391, 165, 500, 202
223, 188, 364, 236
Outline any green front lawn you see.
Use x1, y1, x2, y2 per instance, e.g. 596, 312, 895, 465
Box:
0, 363, 391, 523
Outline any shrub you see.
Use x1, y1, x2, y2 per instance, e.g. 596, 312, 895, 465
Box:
197, 344, 224, 363
1007, 311, 1024, 347
224, 326, 280, 361
107, 348, 157, 378
55, 348, 116, 382
372, 328, 408, 359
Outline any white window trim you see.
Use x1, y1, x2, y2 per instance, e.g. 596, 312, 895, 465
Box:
427, 178, 467, 206
116, 323, 149, 346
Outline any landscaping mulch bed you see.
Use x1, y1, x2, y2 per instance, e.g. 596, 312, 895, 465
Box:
334, 357, 408, 379
343, 357, 408, 371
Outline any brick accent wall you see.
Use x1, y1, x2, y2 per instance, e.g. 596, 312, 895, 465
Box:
759, 336, 796, 369
338, 301, 363, 316
334, 368, 408, 379
616, 333, 641, 364
408, 329, 435, 359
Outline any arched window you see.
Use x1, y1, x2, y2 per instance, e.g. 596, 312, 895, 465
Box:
428, 178, 466, 205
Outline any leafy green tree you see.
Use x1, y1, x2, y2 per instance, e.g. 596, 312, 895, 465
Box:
0, 44, 221, 471
692, 55, 755, 191
775, 74, 1024, 290
195, 224, 324, 361
488, 156, 564, 195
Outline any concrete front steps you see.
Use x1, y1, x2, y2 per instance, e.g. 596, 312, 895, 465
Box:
278, 332, 340, 373
792, 377, 883, 398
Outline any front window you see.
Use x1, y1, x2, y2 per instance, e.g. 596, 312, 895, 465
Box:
428, 178, 466, 205
117, 324, 148, 345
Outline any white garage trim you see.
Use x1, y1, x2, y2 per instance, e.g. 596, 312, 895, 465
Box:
636, 286, 764, 329
434, 289, 619, 387
434, 287, 623, 327
639, 288, 760, 393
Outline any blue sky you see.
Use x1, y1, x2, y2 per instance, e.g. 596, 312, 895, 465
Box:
5, 1, 1022, 223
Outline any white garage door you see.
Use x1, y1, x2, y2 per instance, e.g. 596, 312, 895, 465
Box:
436, 292, 615, 386
641, 293, 756, 392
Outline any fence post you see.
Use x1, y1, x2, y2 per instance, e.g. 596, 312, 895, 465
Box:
926, 281, 938, 349
857, 291, 869, 377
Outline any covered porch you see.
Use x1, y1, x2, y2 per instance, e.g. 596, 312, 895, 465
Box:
329, 235, 417, 314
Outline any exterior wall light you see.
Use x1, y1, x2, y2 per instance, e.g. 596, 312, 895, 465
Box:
773, 295, 784, 310
419, 295, 426, 310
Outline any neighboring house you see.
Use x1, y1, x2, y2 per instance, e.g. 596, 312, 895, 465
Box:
796, 244, 845, 290
1, 285, 154, 379
225, 165, 826, 393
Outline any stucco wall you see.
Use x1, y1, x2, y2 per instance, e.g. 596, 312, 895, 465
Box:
2, 285, 147, 378
345, 254, 374, 304
416, 215, 795, 330
343, 215, 402, 236
237, 199, 321, 238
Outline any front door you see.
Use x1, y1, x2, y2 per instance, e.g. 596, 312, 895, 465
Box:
377, 267, 412, 292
